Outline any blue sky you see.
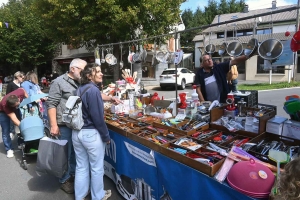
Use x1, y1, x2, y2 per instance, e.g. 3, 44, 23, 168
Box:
180, 0, 298, 12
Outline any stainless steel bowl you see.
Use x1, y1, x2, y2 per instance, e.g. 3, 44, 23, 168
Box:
227, 41, 243, 57
244, 38, 258, 57
205, 44, 216, 54
258, 39, 283, 60
218, 42, 227, 56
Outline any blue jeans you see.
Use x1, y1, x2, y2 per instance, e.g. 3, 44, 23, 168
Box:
72, 129, 106, 200
0, 112, 13, 151
58, 126, 76, 183
229, 79, 238, 92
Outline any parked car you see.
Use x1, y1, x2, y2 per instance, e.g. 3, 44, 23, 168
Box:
159, 68, 195, 90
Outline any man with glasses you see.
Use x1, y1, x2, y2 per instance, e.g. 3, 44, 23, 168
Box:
0, 88, 28, 158
194, 54, 248, 103
46, 58, 86, 194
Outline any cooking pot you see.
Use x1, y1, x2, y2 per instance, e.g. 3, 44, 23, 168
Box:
139, 48, 147, 62
244, 38, 258, 57
218, 42, 227, 56
132, 52, 142, 63
227, 41, 243, 57
105, 53, 117, 65
258, 38, 283, 60
205, 44, 215, 54
156, 51, 166, 63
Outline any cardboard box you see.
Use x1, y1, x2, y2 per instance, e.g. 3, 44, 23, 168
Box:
266, 116, 288, 135
282, 120, 300, 140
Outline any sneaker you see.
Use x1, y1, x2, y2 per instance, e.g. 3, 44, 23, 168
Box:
7, 150, 14, 158
60, 177, 75, 194
10, 133, 15, 140
102, 190, 112, 200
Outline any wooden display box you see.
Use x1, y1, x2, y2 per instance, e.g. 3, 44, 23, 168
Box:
246, 132, 300, 167
127, 126, 184, 152
106, 122, 129, 137
160, 142, 224, 176
210, 106, 276, 137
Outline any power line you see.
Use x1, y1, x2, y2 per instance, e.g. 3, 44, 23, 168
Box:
97, 5, 299, 48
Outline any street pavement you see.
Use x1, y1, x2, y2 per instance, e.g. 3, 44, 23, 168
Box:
0, 83, 298, 200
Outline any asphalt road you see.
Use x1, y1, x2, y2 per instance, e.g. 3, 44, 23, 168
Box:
0, 87, 297, 199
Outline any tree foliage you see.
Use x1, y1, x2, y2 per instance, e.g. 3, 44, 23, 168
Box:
0, 0, 58, 68
180, 0, 245, 47
32, 0, 185, 49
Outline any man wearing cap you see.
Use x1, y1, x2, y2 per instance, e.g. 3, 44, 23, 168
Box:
0, 88, 28, 158
194, 54, 249, 103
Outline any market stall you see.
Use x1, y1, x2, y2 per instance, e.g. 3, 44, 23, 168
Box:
101, 75, 300, 200
92, 6, 300, 200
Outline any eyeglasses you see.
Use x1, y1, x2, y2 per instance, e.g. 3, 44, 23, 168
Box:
203, 58, 212, 63
73, 66, 83, 71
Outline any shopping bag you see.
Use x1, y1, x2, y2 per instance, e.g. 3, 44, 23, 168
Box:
36, 136, 68, 178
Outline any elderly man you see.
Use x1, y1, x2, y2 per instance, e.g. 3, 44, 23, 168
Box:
47, 58, 87, 193
0, 88, 28, 158
194, 54, 249, 103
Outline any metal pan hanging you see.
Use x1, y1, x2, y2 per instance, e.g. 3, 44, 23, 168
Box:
205, 31, 215, 54
244, 21, 259, 57
218, 42, 227, 56
258, 12, 283, 60
226, 25, 243, 57
244, 38, 258, 57
258, 38, 283, 60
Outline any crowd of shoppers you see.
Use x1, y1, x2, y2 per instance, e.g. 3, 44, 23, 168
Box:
0, 58, 119, 199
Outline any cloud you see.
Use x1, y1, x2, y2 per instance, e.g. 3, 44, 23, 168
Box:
245, 0, 296, 10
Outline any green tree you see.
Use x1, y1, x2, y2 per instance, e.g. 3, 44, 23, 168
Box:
204, 0, 219, 24
32, 0, 185, 48
219, 0, 230, 14
0, 0, 57, 70
181, 9, 194, 47
180, 0, 245, 48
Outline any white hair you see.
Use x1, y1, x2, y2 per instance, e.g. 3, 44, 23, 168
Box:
69, 58, 87, 70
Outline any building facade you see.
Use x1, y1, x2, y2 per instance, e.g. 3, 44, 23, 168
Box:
193, 2, 299, 82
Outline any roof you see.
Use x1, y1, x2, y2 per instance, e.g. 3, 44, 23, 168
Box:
192, 35, 204, 41
197, 32, 295, 47
202, 4, 297, 33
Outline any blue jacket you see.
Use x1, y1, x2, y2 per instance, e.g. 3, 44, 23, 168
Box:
77, 82, 110, 143
21, 80, 41, 108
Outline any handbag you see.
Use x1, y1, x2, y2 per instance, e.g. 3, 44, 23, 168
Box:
36, 137, 68, 178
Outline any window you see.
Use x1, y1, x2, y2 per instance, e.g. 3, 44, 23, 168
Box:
257, 57, 285, 74
256, 29, 271, 35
